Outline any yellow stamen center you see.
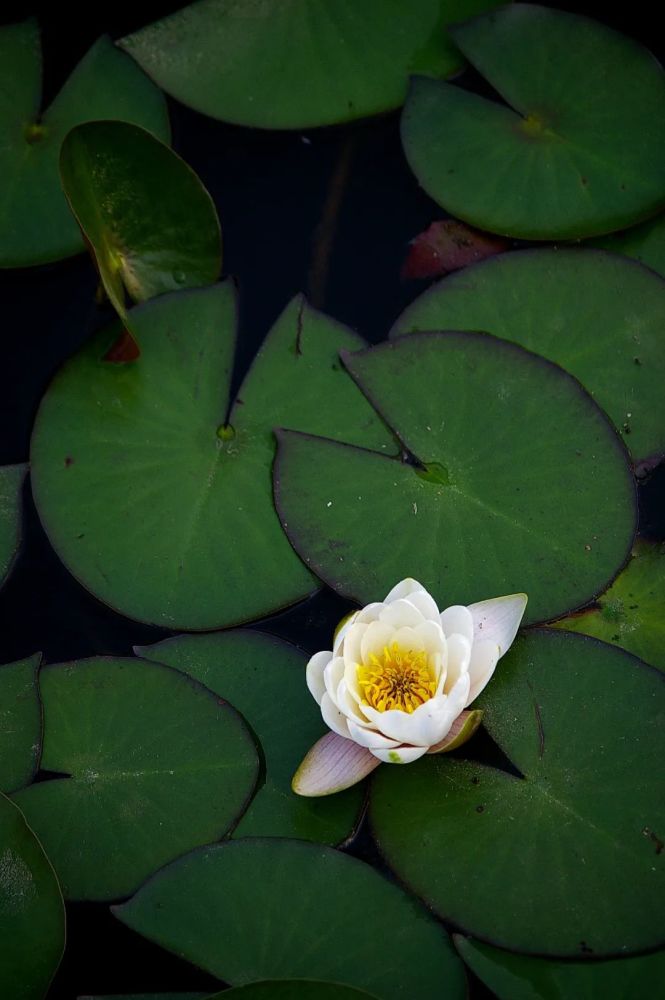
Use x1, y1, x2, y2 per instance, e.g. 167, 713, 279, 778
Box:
357, 643, 436, 714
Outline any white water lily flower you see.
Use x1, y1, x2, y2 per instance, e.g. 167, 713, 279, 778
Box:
293, 578, 527, 796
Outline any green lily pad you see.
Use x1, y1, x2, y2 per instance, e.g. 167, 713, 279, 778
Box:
275, 331, 636, 625
60, 121, 221, 319
401, 5, 665, 239
590, 212, 665, 279
370, 630, 665, 957
551, 539, 665, 671
30, 285, 391, 629
454, 935, 665, 1000
80, 995, 207, 1000
0, 793, 65, 1000
0, 463, 27, 589
0, 654, 42, 794
119, 0, 502, 129
139, 631, 363, 843
13, 656, 258, 900
81, 988, 378, 1000
0, 20, 169, 268
114, 838, 466, 1000
391, 248, 665, 463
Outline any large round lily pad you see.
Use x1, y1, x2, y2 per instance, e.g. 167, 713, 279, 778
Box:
0, 654, 42, 794
370, 630, 665, 956
119, 0, 502, 129
454, 934, 665, 1000
82, 987, 379, 1000
275, 331, 636, 625
30, 285, 390, 629
391, 248, 665, 463
0, 793, 65, 1000
0, 463, 27, 589
552, 539, 665, 671
591, 212, 665, 279
114, 838, 466, 1000
139, 631, 363, 843
401, 5, 665, 239
0, 20, 169, 268
60, 121, 221, 319
13, 656, 258, 900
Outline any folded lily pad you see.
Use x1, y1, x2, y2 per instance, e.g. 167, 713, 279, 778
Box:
139, 631, 363, 843
551, 539, 665, 671
119, 0, 502, 129
114, 838, 466, 1000
0, 654, 42, 794
13, 656, 258, 900
60, 121, 221, 319
370, 630, 665, 956
454, 934, 665, 1000
30, 285, 392, 629
0, 463, 27, 589
275, 331, 636, 625
0, 793, 65, 1000
391, 248, 665, 463
591, 212, 665, 279
401, 5, 665, 239
0, 20, 169, 268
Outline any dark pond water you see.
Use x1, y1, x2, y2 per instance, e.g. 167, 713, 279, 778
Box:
1, 1, 664, 997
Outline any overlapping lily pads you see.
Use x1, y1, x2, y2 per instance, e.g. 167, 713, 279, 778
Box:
114, 838, 466, 1000
0, 654, 42, 794
401, 4, 665, 238
275, 331, 636, 625
60, 121, 221, 319
392, 248, 665, 462
455, 935, 665, 1000
0, 20, 169, 268
13, 656, 258, 900
139, 631, 363, 843
370, 630, 665, 956
30, 285, 391, 629
552, 539, 665, 671
0, 793, 65, 1000
591, 212, 665, 278
119, 0, 502, 129
0, 463, 27, 589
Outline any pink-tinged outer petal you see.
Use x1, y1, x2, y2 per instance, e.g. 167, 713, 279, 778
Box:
306, 650, 332, 705
383, 577, 426, 603
292, 732, 380, 796
321, 692, 351, 737
466, 639, 500, 706
427, 709, 483, 754
371, 744, 428, 764
440, 604, 474, 643
468, 593, 528, 655
347, 719, 400, 750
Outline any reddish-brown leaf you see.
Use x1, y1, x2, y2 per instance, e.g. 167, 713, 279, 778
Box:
104, 328, 140, 363
402, 219, 510, 280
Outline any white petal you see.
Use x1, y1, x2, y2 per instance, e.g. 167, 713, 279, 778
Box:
342, 621, 368, 669
347, 719, 400, 750
378, 598, 425, 629
427, 709, 483, 754
440, 604, 474, 643
383, 578, 426, 603
388, 626, 426, 653
306, 650, 332, 705
362, 695, 455, 747
336, 678, 369, 721
323, 656, 345, 705
468, 593, 528, 655
292, 732, 380, 796
333, 611, 358, 654
443, 634, 471, 694
447, 671, 471, 719
321, 692, 351, 738
403, 588, 441, 623
360, 620, 396, 662
370, 744, 428, 764
466, 639, 500, 706
353, 602, 385, 624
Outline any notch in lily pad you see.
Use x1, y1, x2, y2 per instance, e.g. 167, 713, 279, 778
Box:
59, 120, 222, 343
